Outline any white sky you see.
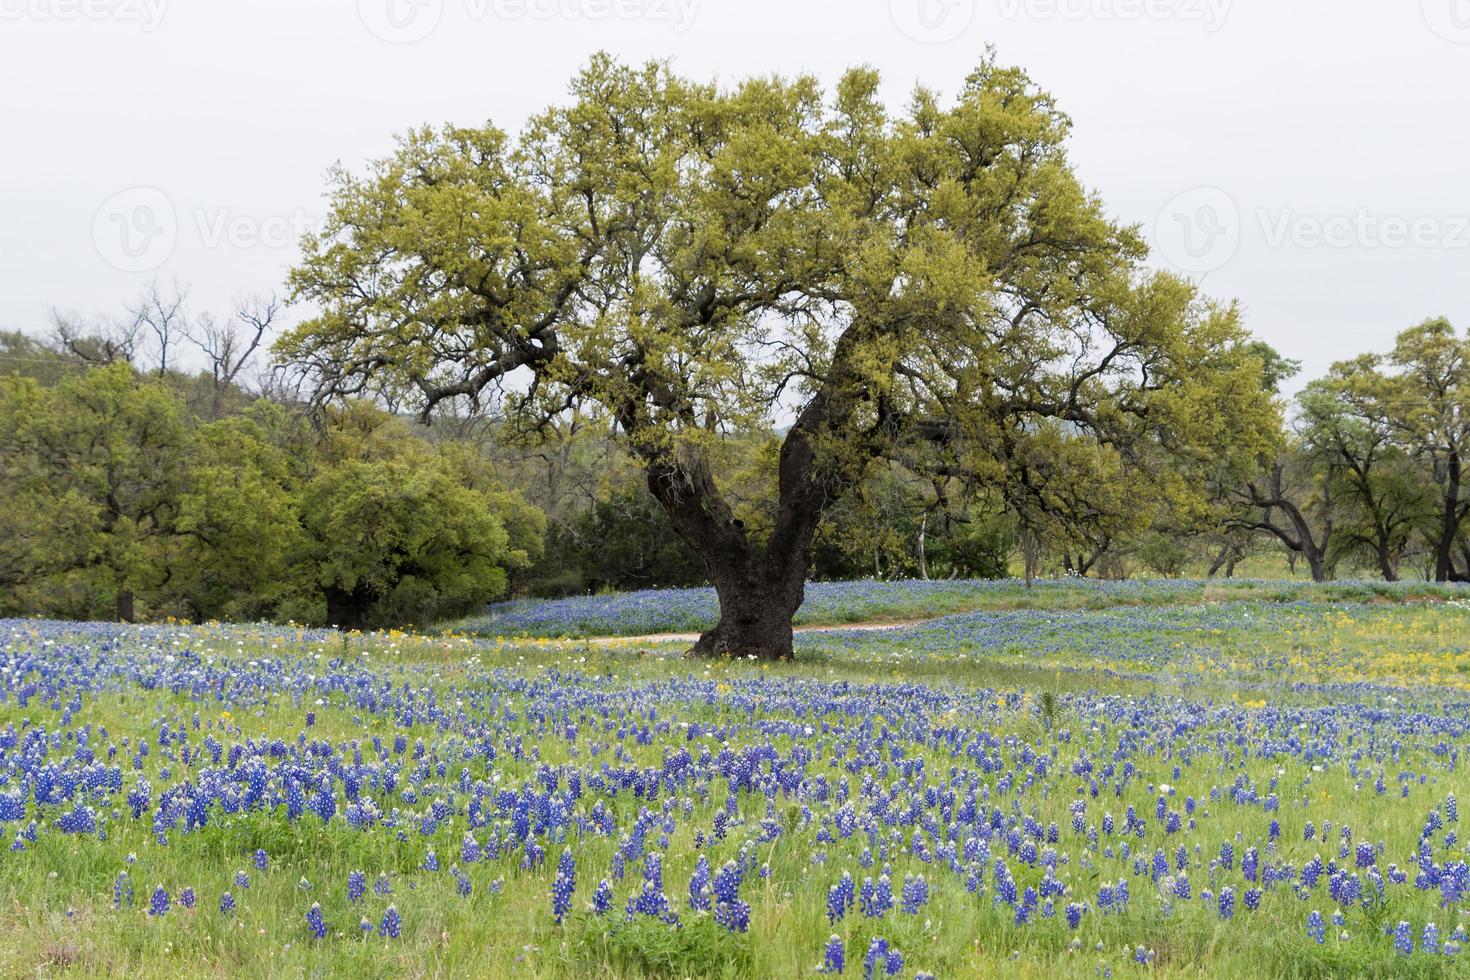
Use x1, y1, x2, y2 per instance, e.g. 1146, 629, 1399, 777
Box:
2, 0, 1467, 388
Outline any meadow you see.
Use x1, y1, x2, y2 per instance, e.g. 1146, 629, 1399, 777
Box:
463, 577, 1467, 639
3, 581, 1469, 978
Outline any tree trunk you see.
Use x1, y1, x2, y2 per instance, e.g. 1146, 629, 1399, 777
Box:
116, 588, 135, 623
916, 511, 929, 581
1375, 536, 1400, 582
1434, 452, 1461, 582
637, 322, 882, 661
692, 559, 804, 660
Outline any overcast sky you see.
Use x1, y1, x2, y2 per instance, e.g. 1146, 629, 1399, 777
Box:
2, 0, 1467, 388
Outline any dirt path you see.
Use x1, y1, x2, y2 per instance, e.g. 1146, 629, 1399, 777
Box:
581, 617, 930, 646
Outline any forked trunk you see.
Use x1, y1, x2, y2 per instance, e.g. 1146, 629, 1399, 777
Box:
693, 559, 806, 660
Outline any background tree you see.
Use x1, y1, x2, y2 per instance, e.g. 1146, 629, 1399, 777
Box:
0, 363, 193, 620
1378, 320, 1470, 581
281, 55, 1281, 658
1297, 365, 1428, 581
1228, 450, 1337, 582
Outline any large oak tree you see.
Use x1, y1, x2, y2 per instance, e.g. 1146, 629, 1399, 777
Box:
280, 55, 1280, 658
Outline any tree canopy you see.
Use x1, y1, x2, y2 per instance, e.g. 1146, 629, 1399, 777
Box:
280, 54, 1282, 658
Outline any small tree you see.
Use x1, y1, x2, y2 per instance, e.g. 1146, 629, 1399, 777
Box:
0, 363, 192, 620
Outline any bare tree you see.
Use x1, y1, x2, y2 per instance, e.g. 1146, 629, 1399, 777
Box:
49, 308, 141, 366
128, 279, 190, 376
186, 293, 278, 416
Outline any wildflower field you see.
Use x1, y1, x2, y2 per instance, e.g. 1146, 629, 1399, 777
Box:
3, 584, 1470, 978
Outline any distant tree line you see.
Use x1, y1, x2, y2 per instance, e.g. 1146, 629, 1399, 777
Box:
1219, 318, 1470, 583
2, 280, 1466, 630
0, 287, 543, 629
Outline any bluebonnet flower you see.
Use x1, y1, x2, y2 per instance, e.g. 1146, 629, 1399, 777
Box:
381, 905, 401, 939
591, 879, 613, 915
347, 870, 366, 903
1307, 910, 1325, 944
148, 885, 169, 917
863, 937, 903, 979
901, 874, 928, 914
1394, 921, 1412, 956
253, 848, 268, 871
219, 891, 235, 915
1218, 887, 1235, 919
712, 860, 742, 904
689, 855, 712, 912
714, 897, 750, 932
234, 870, 250, 890
374, 872, 392, 896
551, 848, 575, 923
114, 871, 134, 909
179, 887, 196, 909
306, 902, 326, 939
821, 935, 845, 974
828, 871, 855, 923
1066, 902, 1085, 929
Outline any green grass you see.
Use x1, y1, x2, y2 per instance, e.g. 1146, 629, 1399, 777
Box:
2, 594, 1468, 978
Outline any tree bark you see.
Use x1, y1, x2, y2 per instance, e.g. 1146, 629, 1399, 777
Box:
1375, 534, 1400, 583
1433, 451, 1462, 582
916, 511, 929, 581
691, 556, 805, 659
116, 588, 135, 623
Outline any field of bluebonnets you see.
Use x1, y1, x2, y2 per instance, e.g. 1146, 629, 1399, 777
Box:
3, 579, 1470, 978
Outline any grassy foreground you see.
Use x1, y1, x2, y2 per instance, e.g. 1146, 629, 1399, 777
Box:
2, 586, 1469, 977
